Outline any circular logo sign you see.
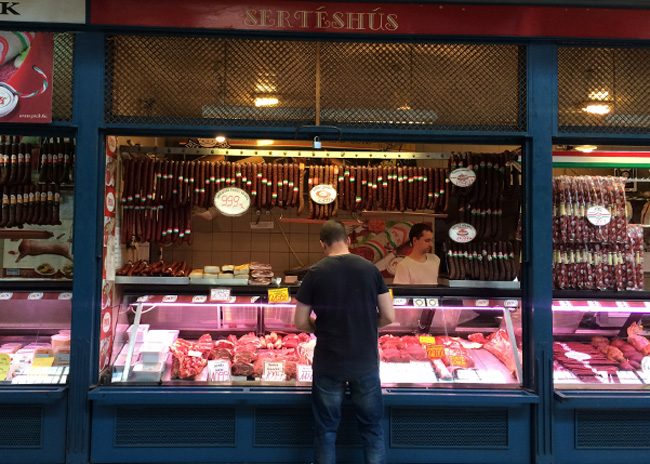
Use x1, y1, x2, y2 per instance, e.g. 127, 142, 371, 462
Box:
449, 223, 477, 243
0, 292, 12, 300
107, 136, 117, 154
192, 295, 208, 304
58, 292, 72, 300
162, 295, 178, 303
106, 191, 115, 212
310, 184, 337, 205
587, 205, 611, 226
28, 292, 43, 300
102, 311, 111, 333
214, 187, 251, 217
449, 168, 477, 188
0, 84, 18, 118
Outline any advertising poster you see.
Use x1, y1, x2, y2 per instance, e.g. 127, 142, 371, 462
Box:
0, 31, 53, 123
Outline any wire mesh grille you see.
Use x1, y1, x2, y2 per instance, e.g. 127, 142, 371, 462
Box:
114, 406, 236, 447
320, 42, 526, 131
559, 45, 650, 134
576, 409, 650, 449
253, 406, 362, 446
390, 407, 508, 448
105, 35, 525, 132
0, 406, 42, 448
52, 33, 74, 122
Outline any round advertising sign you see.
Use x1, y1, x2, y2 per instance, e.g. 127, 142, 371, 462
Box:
0, 84, 18, 118
449, 168, 477, 188
310, 184, 337, 205
449, 223, 477, 243
214, 187, 251, 217
586, 205, 612, 226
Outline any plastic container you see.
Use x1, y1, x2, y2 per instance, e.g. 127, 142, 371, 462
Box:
132, 362, 164, 382
127, 324, 150, 343
140, 342, 169, 363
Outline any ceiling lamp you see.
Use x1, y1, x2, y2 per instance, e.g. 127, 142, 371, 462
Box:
582, 90, 613, 115
254, 96, 279, 107
215, 135, 226, 143
574, 145, 597, 153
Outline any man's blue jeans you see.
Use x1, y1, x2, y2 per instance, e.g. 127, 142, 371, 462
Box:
311, 370, 386, 464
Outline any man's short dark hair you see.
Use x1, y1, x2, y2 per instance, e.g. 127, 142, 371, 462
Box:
320, 220, 348, 246
409, 223, 433, 246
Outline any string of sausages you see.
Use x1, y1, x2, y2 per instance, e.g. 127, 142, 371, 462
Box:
447, 241, 520, 281
308, 164, 450, 220
0, 136, 69, 229
116, 259, 190, 277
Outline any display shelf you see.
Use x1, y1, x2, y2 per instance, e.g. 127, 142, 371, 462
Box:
0, 280, 73, 291
115, 276, 189, 285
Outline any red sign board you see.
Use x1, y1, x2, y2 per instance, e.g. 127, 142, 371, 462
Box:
91, 1, 650, 41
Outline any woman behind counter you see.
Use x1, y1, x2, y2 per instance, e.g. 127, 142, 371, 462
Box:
392, 223, 440, 285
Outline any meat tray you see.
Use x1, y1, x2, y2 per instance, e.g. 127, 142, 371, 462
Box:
115, 276, 190, 285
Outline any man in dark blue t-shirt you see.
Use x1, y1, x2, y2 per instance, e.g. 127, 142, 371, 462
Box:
295, 220, 395, 464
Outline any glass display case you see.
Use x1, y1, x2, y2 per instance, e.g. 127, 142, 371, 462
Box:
553, 298, 650, 388
103, 289, 523, 388
0, 290, 71, 384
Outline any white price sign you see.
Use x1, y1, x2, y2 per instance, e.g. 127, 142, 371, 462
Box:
208, 360, 232, 382
210, 288, 231, 302
262, 361, 286, 381
449, 223, 477, 243
214, 187, 251, 217
28, 292, 43, 300
309, 184, 337, 205
297, 364, 313, 383
449, 168, 477, 187
192, 295, 208, 303
586, 205, 612, 226
162, 295, 178, 303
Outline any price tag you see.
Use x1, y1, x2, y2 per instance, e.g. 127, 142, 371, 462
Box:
393, 298, 408, 306
449, 223, 477, 243
475, 299, 489, 307
0, 354, 10, 381
267, 288, 290, 304
262, 361, 286, 381
188, 350, 202, 358
214, 187, 251, 217
28, 292, 43, 300
309, 184, 337, 205
58, 292, 72, 300
162, 295, 178, 303
565, 351, 591, 361
0, 292, 13, 300
504, 300, 518, 308
208, 360, 232, 382
413, 298, 426, 307
587, 205, 612, 226
419, 336, 437, 344
32, 357, 54, 369
449, 356, 468, 368
426, 298, 439, 307
449, 168, 477, 187
192, 295, 208, 304
210, 288, 231, 302
426, 345, 445, 359
297, 364, 313, 383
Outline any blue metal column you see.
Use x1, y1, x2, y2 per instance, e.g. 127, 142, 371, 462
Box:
525, 43, 557, 464
67, 31, 105, 464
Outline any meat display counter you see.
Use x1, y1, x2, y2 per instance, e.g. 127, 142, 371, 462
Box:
101, 288, 523, 388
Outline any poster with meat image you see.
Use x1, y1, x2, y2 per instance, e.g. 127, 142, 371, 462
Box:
2, 190, 74, 278
0, 32, 53, 123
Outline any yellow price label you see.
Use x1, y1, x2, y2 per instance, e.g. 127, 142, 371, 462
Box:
426, 345, 445, 359
268, 287, 290, 304
0, 353, 9, 381
32, 357, 54, 368
449, 355, 468, 368
419, 336, 437, 345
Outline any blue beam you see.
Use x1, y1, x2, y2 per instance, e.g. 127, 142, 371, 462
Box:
67, 31, 105, 464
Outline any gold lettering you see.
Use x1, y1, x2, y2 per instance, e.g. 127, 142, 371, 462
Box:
346, 12, 364, 30
260, 10, 275, 27
368, 8, 384, 31
315, 6, 330, 28
385, 13, 398, 31
294, 10, 313, 28
331, 12, 345, 28
277, 10, 292, 27
244, 10, 258, 27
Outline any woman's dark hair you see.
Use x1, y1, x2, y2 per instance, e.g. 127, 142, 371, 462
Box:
409, 223, 433, 246
320, 220, 348, 246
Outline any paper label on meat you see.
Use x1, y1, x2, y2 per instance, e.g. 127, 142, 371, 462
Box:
297, 364, 313, 383
214, 187, 250, 217
449, 223, 476, 243
565, 351, 591, 361
587, 205, 612, 226
310, 184, 336, 205
449, 168, 476, 187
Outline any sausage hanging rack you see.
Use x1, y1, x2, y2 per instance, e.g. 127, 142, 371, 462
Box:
119, 146, 451, 160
